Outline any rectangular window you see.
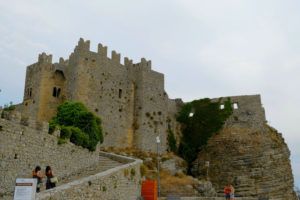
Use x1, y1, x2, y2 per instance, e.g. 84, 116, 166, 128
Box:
233, 103, 238, 109
119, 89, 122, 98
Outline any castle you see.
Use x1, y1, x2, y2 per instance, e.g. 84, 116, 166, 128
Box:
21, 38, 266, 152
1, 38, 297, 199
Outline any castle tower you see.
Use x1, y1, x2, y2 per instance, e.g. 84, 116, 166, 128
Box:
23, 53, 66, 122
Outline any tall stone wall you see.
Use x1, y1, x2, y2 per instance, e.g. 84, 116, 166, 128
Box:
0, 117, 102, 198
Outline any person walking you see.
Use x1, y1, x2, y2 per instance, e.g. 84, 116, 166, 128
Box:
224, 183, 231, 200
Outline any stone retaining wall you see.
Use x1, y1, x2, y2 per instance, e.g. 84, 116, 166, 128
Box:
37, 152, 143, 200
0, 118, 101, 198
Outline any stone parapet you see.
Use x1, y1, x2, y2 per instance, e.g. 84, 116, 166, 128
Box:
37, 154, 143, 200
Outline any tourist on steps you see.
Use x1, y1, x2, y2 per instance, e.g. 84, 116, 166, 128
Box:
45, 166, 57, 190
32, 166, 44, 193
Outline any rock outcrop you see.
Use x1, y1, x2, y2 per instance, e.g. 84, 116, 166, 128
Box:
192, 125, 297, 200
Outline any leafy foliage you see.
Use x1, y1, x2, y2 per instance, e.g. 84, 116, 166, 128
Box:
177, 98, 233, 165
167, 124, 177, 153
3, 105, 16, 111
49, 101, 103, 151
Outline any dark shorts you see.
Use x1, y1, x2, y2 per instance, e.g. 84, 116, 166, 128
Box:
225, 194, 230, 199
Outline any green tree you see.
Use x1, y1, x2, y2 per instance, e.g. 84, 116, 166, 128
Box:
49, 101, 103, 151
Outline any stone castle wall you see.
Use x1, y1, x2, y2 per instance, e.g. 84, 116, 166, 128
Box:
22, 38, 180, 152
0, 117, 102, 198
211, 95, 266, 130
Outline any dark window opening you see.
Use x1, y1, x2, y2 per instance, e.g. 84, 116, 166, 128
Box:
85, 58, 88, 61
57, 88, 61, 98
95, 108, 98, 112
29, 88, 32, 97
52, 87, 57, 97
119, 89, 122, 98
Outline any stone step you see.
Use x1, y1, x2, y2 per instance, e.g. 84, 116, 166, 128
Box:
44, 155, 123, 188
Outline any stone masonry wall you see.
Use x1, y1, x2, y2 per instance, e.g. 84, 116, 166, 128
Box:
37, 152, 142, 200
211, 95, 266, 131
0, 117, 102, 198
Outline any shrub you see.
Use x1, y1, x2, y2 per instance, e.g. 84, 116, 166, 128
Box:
49, 101, 103, 151
60, 126, 72, 139
3, 105, 16, 111
167, 126, 177, 153
58, 138, 67, 145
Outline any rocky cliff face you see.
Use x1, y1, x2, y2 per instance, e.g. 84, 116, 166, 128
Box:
192, 125, 297, 200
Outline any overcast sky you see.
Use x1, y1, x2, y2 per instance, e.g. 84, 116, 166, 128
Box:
0, 0, 299, 187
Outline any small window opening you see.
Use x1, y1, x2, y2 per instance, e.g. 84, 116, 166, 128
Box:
85, 58, 88, 61
57, 88, 61, 98
29, 88, 32, 97
119, 89, 122, 98
52, 87, 57, 97
220, 104, 225, 110
233, 103, 239, 109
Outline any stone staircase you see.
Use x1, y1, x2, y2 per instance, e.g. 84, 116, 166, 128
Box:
37, 152, 143, 200
58, 155, 123, 185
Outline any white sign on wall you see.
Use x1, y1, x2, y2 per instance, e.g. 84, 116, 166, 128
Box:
13, 178, 37, 200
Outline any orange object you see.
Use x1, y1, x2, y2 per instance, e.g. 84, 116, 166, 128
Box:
141, 180, 157, 200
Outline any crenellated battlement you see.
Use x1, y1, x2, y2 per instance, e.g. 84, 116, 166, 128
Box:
124, 57, 133, 66
38, 52, 52, 64
132, 58, 152, 70
97, 43, 108, 57
111, 50, 121, 63
74, 38, 90, 52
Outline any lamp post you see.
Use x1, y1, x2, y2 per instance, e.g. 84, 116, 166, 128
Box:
205, 161, 210, 180
156, 135, 161, 197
